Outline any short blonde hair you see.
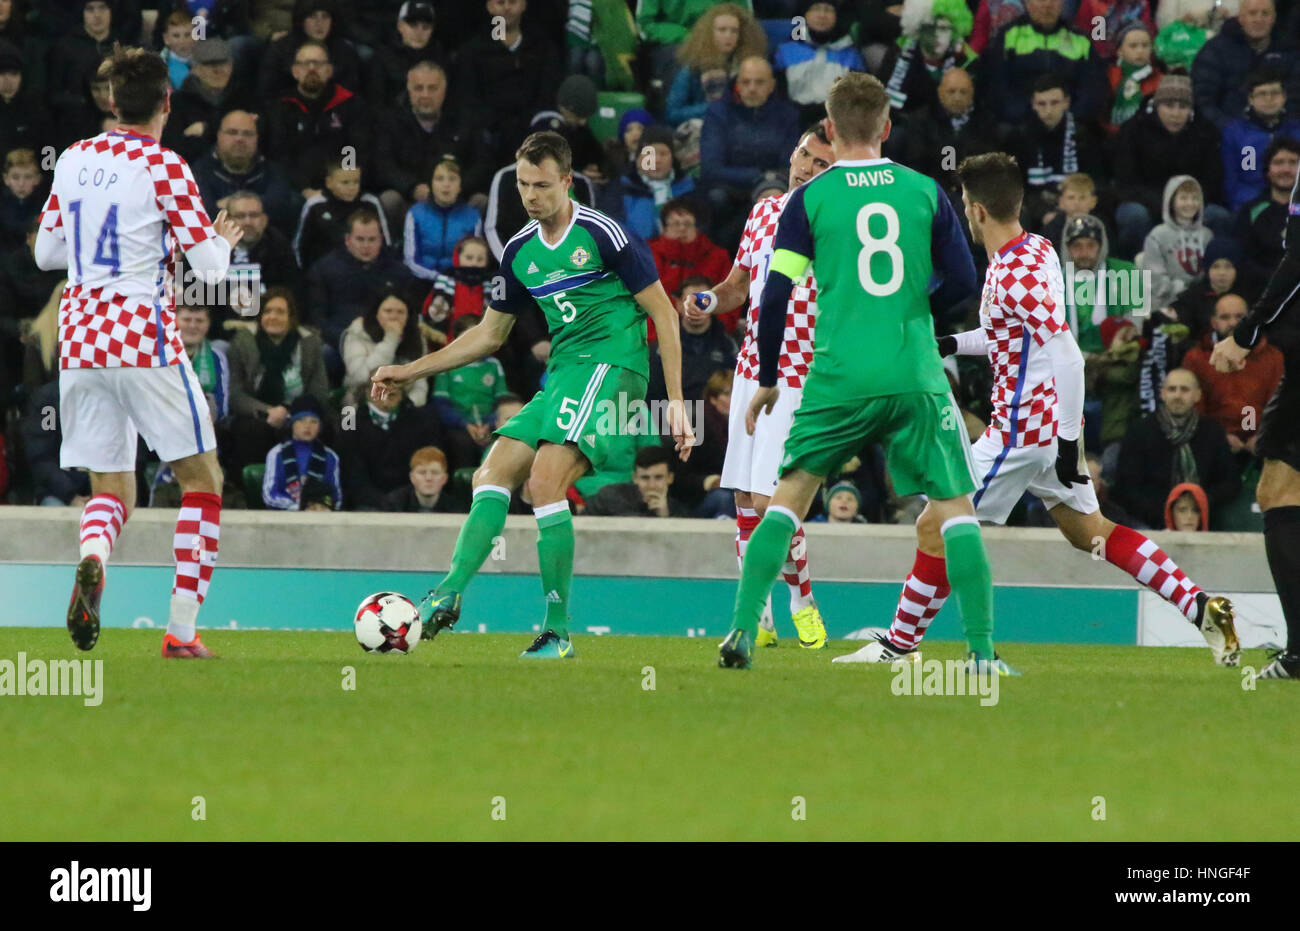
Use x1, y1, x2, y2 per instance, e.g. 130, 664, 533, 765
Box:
4, 148, 37, 173
1060, 173, 1095, 197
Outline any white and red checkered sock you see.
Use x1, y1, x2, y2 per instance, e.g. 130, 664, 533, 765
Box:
79, 493, 127, 569
169, 491, 221, 641
887, 549, 950, 650
782, 526, 814, 613
1104, 524, 1202, 621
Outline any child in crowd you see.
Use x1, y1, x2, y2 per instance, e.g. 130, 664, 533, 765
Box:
0, 148, 42, 249
263, 396, 343, 511
404, 157, 484, 281
1165, 483, 1209, 532
1140, 175, 1211, 310
1041, 173, 1115, 250
424, 235, 493, 334
294, 163, 390, 271
812, 480, 867, 524
1103, 23, 1162, 135
160, 10, 195, 90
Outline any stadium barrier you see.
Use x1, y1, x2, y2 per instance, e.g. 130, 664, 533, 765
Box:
0, 508, 1283, 647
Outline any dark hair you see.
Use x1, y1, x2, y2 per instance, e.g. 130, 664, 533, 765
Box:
104, 46, 169, 125
634, 445, 674, 471
495, 392, 522, 409
260, 286, 300, 330
1031, 72, 1070, 97
803, 120, 831, 146
659, 197, 698, 226
362, 288, 424, 362
957, 152, 1024, 222
1264, 135, 1300, 167
1246, 68, 1285, 94
516, 131, 573, 176
345, 206, 382, 233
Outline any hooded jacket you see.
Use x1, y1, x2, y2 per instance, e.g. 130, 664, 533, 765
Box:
256, 0, 362, 99
1141, 175, 1214, 310
262, 80, 372, 191
1191, 16, 1300, 129
1164, 481, 1210, 531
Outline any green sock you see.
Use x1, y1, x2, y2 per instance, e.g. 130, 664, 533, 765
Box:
942, 517, 995, 659
535, 502, 574, 639
439, 486, 510, 594
732, 509, 797, 639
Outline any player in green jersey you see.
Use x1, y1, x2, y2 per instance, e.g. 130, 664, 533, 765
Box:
719, 73, 1013, 674
373, 132, 694, 659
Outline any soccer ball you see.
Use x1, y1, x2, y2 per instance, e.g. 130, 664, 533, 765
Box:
353, 592, 422, 653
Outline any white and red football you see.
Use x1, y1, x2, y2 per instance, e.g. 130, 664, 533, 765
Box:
353, 592, 422, 654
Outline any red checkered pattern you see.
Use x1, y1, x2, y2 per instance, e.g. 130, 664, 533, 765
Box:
980, 232, 1067, 448
172, 491, 221, 603
733, 194, 817, 389
79, 493, 126, 554
40, 132, 213, 369
781, 526, 814, 610
1105, 524, 1202, 621
887, 550, 950, 650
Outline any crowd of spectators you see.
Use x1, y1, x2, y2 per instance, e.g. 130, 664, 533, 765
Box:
1, 0, 1295, 529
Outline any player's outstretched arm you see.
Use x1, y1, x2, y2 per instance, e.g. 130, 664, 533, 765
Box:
681, 264, 749, 324
938, 328, 993, 357
636, 280, 696, 459
371, 307, 515, 401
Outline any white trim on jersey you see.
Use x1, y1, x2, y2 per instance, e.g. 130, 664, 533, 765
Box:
577, 204, 628, 249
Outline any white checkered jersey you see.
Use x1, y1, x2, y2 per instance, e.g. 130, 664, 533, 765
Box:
980, 231, 1067, 448
38, 130, 215, 369
733, 193, 817, 389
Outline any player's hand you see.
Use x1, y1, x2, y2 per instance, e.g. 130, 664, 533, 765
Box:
746, 385, 779, 435
937, 335, 957, 357
1210, 334, 1248, 373
212, 209, 244, 249
370, 364, 409, 402
1054, 437, 1089, 488
665, 398, 695, 461
682, 290, 716, 325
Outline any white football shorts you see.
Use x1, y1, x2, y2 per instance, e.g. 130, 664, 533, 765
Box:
721, 374, 804, 496
969, 430, 1098, 524
59, 361, 217, 472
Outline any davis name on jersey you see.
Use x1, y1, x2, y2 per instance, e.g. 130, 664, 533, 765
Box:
38, 130, 215, 369
980, 231, 1067, 448
734, 194, 817, 389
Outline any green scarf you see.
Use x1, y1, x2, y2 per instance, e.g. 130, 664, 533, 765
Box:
256, 329, 301, 406
1110, 61, 1152, 128
191, 339, 215, 395
1155, 404, 1201, 487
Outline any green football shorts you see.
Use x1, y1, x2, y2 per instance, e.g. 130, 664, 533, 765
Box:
495, 363, 650, 474
781, 389, 977, 500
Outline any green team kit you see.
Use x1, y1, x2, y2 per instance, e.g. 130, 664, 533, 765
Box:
723, 156, 1002, 667
769, 158, 978, 497
491, 204, 659, 470
423, 203, 661, 656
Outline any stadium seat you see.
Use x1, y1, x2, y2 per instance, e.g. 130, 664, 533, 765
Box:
590, 91, 646, 143
242, 464, 265, 510
451, 466, 476, 502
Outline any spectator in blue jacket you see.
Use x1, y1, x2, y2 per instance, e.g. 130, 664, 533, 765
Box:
1220, 68, 1300, 209
599, 125, 697, 242
263, 395, 343, 511
699, 56, 801, 243
403, 156, 484, 281
775, 1, 866, 125
1191, 0, 1300, 130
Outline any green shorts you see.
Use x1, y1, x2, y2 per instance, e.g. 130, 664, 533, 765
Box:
781, 389, 977, 500
495, 363, 649, 474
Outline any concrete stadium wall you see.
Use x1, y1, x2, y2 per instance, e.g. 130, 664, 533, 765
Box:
0, 509, 1281, 646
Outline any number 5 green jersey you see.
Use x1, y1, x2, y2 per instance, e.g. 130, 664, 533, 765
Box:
492, 204, 660, 379
762, 158, 977, 397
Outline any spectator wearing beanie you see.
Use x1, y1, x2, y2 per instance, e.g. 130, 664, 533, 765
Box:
1113, 73, 1226, 258
536, 74, 609, 184
258, 0, 363, 99
811, 480, 868, 523
600, 124, 697, 242
263, 395, 343, 511
608, 107, 655, 173
366, 2, 449, 108
1103, 23, 1163, 135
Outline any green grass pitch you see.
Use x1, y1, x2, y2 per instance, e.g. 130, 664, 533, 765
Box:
0, 628, 1295, 841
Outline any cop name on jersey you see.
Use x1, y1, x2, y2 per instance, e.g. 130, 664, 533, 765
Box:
844, 168, 894, 187
77, 166, 120, 190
